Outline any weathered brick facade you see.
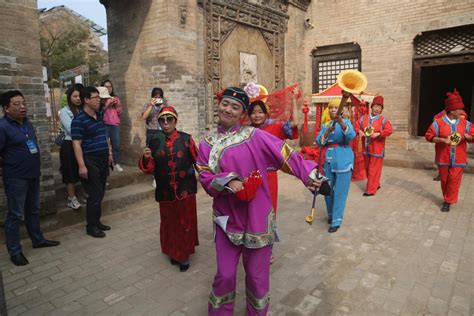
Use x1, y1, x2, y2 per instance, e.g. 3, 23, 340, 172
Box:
0, 0, 56, 220
103, 0, 473, 156
102, 0, 207, 163
101, 0, 313, 160
301, 0, 474, 151
0, 0, 472, 222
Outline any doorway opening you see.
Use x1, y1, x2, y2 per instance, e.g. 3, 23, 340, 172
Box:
417, 63, 474, 136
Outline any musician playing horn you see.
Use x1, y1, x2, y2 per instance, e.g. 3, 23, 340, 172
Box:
316, 96, 356, 233
425, 89, 474, 212
354, 95, 393, 196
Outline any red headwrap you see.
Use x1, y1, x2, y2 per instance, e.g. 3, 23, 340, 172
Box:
444, 89, 464, 112
372, 95, 384, 108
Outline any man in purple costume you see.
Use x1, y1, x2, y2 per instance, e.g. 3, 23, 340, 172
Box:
196, 87, 322, 315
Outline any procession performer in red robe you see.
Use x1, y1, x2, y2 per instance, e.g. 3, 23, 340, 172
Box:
349, 96, 369, 181
247, 100, 299, 213
432, 108, 468, 181
425, 89, 474, 212
244, 83, 300, 214
354, 95, 393, 196
139, 106, 199, 271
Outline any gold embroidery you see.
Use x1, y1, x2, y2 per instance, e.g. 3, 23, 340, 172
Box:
207, 126, 255, 173
246, 289, 270, 310
209, 291, 236, 309
279, 143, 294, 175
195, 163, 212, 173
213, 210, 276, 248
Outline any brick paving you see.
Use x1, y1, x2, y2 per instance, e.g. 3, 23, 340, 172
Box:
1, 166, 473, 315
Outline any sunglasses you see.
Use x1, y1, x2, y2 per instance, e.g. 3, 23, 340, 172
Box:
158, 116, 176, 123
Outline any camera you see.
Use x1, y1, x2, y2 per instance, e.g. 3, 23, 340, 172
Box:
154, 98, 164, 105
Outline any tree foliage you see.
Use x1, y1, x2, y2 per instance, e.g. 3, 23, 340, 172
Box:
40, 25, 105, 85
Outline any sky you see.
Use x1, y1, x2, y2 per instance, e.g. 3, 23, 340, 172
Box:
37, 0, 108, 50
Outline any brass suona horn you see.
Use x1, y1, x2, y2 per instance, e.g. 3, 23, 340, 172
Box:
337, 70, 368, 94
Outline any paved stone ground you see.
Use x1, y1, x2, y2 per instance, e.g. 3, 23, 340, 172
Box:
1, 166, 473, 315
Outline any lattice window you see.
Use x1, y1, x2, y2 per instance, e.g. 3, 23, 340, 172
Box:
311, 43, 361, 93
317, 59, 359, 92
415, 24, 474, 57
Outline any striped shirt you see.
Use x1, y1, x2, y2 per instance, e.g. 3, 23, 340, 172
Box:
71, 110, 109, 156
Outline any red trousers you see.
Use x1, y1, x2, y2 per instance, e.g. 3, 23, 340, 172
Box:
364, 155, 384, 194
438, 166, 463, 204
352, 152, 367, 181
267, 171, 278, 216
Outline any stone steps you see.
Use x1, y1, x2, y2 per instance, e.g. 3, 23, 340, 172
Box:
42, 181, 155, 234
0, 166, 156, 242
54, 167, 151, 201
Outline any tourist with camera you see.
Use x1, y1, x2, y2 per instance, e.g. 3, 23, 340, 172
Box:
142, 87, 167, 146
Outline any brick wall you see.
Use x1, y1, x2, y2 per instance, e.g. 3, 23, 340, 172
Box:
104, 0, 206, 163
285, 3, 309, 88
0, 0, 56, 220
301, 0, 474, 151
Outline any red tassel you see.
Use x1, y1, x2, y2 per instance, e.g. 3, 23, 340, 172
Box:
138, 156, 155, 174
302, 100, 309, 133
235, 170, 263, 202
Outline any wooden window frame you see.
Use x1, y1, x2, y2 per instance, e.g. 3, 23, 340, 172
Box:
311, 43, 362, 93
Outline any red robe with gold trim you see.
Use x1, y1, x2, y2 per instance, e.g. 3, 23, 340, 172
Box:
355, 114, 393, 194
425, 116, 474, 204
259, 120, 299, 214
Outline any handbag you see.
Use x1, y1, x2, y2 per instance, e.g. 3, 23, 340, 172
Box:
54, 130, 66, 146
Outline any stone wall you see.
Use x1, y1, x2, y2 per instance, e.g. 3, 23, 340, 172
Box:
285, 3, 309, 87
302, 0, 474, 151
103, 0, 206, 163
0, 0, 56, 220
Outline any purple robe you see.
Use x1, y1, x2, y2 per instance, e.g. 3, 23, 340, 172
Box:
197, 124, 318, 314
197, 124, 317, 248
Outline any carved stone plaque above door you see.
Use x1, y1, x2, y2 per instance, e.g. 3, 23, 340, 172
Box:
202, 0, 290, 124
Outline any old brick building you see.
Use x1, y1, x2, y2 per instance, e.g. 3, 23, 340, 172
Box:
39, 5, 107, 61
100, 0, 474, 161
303, 0, 474, 152
1, 0, 473, 219
0, 0, 56, 219
100, 0, 312, 162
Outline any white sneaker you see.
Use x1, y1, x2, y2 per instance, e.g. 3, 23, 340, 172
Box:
67, 196, 81, 210
152, 179, 156, 188
114, 164, 124, 172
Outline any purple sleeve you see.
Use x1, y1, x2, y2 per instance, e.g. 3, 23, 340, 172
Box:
254, 129, 318, 185
196, 140, 241, 198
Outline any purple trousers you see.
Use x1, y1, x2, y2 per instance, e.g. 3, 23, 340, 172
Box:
209, 227, 272, 315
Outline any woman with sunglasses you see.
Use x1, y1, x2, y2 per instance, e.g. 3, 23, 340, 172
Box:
139, 106, 199, 272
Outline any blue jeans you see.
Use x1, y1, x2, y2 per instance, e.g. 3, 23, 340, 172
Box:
4, 177, 45, 256
106, 125, 120, 163
323, 164, 352, 228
